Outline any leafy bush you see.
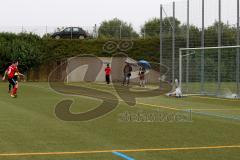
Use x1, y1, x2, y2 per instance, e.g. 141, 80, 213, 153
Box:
0, 33, 42, 73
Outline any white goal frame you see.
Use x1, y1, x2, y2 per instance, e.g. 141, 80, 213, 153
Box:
179, 45, 240, 98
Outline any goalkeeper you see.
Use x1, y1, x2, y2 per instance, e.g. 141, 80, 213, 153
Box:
166, 79, 183, 98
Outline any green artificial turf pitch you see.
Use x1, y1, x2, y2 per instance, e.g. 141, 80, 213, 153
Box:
0, 82, 240, 160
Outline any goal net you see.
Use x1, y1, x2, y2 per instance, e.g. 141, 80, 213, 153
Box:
179, 46, 240, 99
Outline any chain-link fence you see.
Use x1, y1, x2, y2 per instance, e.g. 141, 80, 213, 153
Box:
0, 25, 140, 39
160, 0, 240, 98
0, 26, 96, 38
180, 46, 240, 98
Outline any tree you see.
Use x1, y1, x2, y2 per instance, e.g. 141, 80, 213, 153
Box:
205, 21, 236, 46
0, 33, 43, 73
140, 17, 181, 38
180, 24, 201, 47
98, 18, 139, 39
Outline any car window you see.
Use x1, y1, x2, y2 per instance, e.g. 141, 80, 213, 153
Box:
73, 28, 80, 32
64, 28, 71, 32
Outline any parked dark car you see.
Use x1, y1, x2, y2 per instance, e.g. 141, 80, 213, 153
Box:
51, 27, 89, 39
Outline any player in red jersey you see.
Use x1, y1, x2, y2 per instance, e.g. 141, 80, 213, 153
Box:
2, 61, 24, 98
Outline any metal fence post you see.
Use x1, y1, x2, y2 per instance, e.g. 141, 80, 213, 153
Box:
160, 4, 163, 89
218, 0, 222, 95
21, 25, 24, 33
172, 1, 176, 84
201, 0, 205, 94
237, 0, 240, 97
144, 27, 146, 39
45, 25, 48, 35
186, 0, 190, 92
119, 23, 122, 40
179, 49, 183, 88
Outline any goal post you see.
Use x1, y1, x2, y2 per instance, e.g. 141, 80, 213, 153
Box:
179, 45, 240, 98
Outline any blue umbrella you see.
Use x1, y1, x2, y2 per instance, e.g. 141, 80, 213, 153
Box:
138, 60, 151, 69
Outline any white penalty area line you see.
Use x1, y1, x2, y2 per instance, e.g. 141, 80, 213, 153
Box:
21, 83, 240, 112
0, 145, 240, 157
21, 83, 240, 118
136, 102, 179, 111
23, 83, 179, 111
188, 108, 240, 111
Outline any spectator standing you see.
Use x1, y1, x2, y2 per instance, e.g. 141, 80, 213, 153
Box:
122, 62, 132, 86
139, 66, 146, 87
105, 64, 111, 84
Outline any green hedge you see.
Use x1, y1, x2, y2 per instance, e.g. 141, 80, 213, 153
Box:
0, 33, 238, 82
0, 33, 166, 74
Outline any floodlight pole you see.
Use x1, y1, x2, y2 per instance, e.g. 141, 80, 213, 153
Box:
201, 0, 205, 94
237, 0, 240, 97
218, 0, 222, 95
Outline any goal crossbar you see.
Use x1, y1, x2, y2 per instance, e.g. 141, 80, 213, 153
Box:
179, 45, 240, 52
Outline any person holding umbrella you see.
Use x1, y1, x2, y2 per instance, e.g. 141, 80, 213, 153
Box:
139, 66, 146, 87
138, 60, 151, 69
138, 60, 151, 87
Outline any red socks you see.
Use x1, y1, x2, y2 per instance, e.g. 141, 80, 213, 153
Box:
12, 87, 18, 95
